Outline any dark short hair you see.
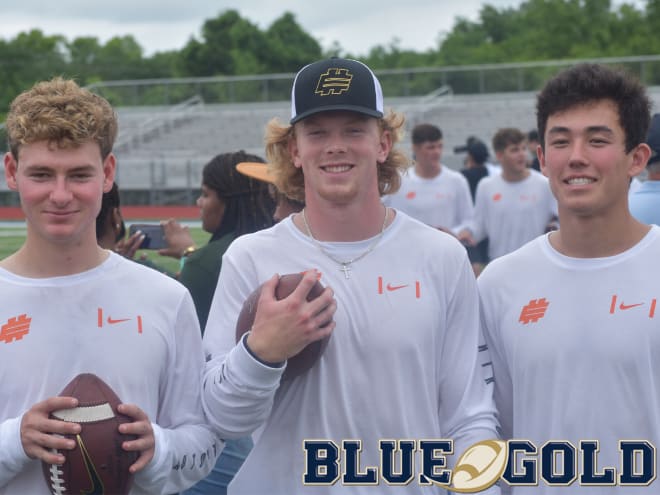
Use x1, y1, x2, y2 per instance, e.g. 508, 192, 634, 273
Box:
536, 63, 651, 152
492, 128, 525, 153
96, 182, 122, 240
411, 123, 442, 144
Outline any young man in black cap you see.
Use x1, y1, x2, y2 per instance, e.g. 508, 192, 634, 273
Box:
202, 58, 500, 494
630, 112, 660, 225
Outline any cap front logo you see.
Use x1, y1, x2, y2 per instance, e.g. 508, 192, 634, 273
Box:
315, 68, 353, 96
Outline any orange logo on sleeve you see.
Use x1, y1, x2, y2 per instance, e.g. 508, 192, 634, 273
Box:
0, 314, 32, 343
492, 193, 503, 202
518, 298, 549, 324
406, 191, 417, 200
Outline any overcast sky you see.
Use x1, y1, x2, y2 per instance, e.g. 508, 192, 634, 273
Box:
2, 1, 499, 56
1, 0, 645, 57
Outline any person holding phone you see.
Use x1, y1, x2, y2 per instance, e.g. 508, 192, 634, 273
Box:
96, 183, 175, 277
157, 150, 275, 330
153, 151, 274, 495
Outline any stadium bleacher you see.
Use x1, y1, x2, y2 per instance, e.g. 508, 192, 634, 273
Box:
2, 86, 660, 205
110, 91, 537, 190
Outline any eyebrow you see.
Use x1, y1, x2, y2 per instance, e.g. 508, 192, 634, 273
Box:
547, 125, 614, 135
23, 164, 98, 174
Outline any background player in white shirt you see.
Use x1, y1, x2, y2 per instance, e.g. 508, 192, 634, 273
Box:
202, 57, 499, 494
458, 128, 558, 261
384, 123, 474, 234
479, 63, 659, 493
0, 78, 220, 494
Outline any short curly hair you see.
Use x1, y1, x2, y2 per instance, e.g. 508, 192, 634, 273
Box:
264, 110, 409, 203
6, 77, 118, 160
536, 63, 651, 153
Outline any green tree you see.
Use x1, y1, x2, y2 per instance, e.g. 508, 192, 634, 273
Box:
264, 12, 323, 72
180, 9, 266, 76
0, 30, 68, 112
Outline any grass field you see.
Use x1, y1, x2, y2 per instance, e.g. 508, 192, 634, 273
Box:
0, 223, 210, 275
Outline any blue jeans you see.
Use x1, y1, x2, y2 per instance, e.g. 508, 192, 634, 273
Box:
182, 436, 253, 495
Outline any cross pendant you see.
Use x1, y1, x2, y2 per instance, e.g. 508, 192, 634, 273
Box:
339, 264, 351, 279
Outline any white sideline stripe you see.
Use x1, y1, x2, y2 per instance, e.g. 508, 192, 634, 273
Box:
52, 403, 114, 422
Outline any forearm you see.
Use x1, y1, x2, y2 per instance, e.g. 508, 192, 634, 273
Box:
202, 338, 283, 438
133, 422, 222, 494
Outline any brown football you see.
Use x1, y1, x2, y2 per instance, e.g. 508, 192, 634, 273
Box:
235, 273, 331, 380
42, 373, 138, 495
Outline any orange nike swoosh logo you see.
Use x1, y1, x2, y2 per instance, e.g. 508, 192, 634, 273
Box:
619, 302, 644, 310
386, 284, 408, 291
107, 317, 131, 324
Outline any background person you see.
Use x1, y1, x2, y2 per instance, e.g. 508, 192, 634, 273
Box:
459, 138, 491, 275
95, 182, 174, 277
457, 127, 558, 262
526, 128, 541, 170
158, 151, 275, 331
157, 151, 274, 495
384, 123, 474, 235
235, 160, 304, 222
629, 112, 660, 225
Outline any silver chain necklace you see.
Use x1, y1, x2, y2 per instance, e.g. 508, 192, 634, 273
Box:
301, 206, 389, 279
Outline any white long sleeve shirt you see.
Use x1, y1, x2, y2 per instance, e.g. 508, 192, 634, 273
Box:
202, 212, 499, 494
0, 253, 221, 494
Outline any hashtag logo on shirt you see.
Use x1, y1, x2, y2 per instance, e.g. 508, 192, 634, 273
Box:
518, 298, 549, 324
0, 314, 32, 343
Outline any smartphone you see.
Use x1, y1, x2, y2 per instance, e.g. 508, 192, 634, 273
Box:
128, 223, 167, 250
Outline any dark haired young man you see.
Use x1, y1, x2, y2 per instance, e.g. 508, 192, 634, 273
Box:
480, 63, 659, 493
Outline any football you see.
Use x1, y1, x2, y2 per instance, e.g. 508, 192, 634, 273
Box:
451, 439, 508, 493
42, 373, 138, 495
235, 272, 331, 380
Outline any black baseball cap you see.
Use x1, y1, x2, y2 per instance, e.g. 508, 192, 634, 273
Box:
290, 57, 384, 124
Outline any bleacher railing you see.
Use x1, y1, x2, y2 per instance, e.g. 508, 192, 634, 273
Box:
86, 55, 660, 107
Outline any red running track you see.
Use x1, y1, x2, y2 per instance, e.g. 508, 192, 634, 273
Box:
0, 206, 200, 221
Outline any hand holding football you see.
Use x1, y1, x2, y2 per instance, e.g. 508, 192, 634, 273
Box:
236, 273, 332, 380
42, 373, 138, 495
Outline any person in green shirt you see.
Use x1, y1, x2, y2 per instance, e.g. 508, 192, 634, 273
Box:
159, 150, 275, 331
159, 150, 275, 495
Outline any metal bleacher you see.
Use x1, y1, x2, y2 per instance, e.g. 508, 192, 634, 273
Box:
113, 85, 660, 202
112, 88, 537, 191
114, 101, 290, 196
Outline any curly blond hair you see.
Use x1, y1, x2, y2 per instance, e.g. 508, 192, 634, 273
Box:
264, 110, 410, 203
6, 77, 117, 160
